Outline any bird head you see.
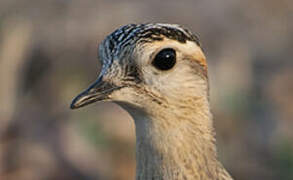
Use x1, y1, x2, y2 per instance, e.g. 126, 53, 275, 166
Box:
70, 23, 208, 116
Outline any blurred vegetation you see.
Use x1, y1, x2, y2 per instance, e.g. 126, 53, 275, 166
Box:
0, 0, 292, 179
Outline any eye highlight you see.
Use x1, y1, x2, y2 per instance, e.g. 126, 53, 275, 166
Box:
152, 48, 176, 71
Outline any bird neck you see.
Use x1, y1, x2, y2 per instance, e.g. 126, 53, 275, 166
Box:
125, 97, 231, 180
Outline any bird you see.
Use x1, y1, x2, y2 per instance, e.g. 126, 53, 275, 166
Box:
70, 23, 233, 180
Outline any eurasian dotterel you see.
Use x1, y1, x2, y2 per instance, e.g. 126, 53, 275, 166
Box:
71, 23, 233, 180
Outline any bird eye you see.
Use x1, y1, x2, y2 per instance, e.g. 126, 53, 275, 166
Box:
152, 48, 176, 71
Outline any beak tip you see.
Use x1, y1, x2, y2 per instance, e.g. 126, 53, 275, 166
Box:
70, 103, 76, 109
70, 99, 78, 110
70, 95, 82, 110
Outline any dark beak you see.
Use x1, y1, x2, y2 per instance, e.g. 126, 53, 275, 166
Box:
70, 76, 120, 109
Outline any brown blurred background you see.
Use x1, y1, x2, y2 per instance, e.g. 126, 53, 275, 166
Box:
0, 0, 292, 179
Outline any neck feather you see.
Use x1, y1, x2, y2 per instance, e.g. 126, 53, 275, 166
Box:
120, 97, 232, 180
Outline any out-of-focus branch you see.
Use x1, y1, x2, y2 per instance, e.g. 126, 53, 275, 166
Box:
0, 17, 32, 134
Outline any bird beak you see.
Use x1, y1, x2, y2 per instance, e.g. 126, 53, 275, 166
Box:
70, 75, 120, 109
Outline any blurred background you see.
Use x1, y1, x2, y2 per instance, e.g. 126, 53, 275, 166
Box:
0, 0, 292, 179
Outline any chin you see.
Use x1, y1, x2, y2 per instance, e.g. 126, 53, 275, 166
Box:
113, 100, 148, 119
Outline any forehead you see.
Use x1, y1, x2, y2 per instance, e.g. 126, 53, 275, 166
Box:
98, 23, 201, 67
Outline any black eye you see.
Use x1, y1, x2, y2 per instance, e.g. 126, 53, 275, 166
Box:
152, 48, 176, 71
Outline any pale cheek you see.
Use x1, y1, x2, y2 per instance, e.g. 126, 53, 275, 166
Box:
151, 73, 207, 100
110, 88, 134, 102
149, 71, 188, 95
